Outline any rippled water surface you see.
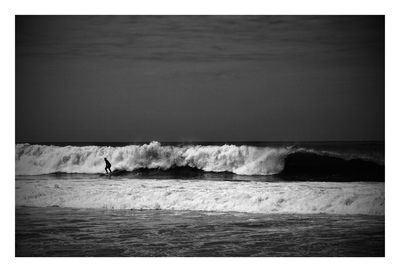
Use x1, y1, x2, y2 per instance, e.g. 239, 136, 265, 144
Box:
16, 207, 384, 257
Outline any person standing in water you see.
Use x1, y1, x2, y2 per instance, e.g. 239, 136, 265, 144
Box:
104, 158, 112, 174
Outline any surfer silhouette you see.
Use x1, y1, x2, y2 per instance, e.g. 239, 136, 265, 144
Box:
104, 158, 112, 174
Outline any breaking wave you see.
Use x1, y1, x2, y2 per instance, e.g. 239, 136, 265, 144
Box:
15, 142, 383, 177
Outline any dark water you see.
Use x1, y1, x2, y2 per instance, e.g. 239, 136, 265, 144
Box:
16, 207, 384, 257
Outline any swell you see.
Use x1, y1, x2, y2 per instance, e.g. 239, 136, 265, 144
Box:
15, 142, 384, 180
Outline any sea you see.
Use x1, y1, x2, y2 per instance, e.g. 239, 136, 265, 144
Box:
15, 141, 385, 257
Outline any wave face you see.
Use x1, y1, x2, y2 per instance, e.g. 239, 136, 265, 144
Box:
15, 142, 384, 178
15, 178, 384, 215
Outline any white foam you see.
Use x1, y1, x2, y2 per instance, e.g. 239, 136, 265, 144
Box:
15, 178, 384, 215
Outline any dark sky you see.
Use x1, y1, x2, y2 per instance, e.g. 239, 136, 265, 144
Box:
16, 16, 384, 142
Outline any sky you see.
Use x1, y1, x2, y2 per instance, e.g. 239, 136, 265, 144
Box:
16, 16, 384, 142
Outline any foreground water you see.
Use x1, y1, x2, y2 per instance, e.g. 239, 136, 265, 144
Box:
16, 207, 384, 257
15, 177, 384, 256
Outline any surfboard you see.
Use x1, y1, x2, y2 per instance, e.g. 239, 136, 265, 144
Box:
109, 169, 124, 176
100, 169, 124, 177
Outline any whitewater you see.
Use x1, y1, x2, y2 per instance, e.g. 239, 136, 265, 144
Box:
16, 178, 384, 215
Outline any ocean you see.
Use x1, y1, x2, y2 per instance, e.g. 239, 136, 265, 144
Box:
15, 141, 385, 257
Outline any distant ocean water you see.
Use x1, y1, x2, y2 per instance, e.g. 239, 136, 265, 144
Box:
15, 141, 384, 256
